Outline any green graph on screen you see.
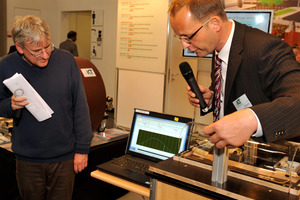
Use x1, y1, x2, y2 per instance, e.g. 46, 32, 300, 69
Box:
136, 130, 182, 154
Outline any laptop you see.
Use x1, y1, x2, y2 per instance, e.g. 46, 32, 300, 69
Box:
96, 108, 193, 187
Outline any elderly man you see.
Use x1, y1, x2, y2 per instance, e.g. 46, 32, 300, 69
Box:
0, 15, 93, 200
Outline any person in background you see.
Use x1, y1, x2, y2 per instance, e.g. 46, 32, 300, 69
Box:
169, 0, 300, 149
59, 30, 79, 56
0, 15, 93, 200
292, 44, 300, 63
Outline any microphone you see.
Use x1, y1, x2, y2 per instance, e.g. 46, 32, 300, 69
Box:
14, 88, 25, 126
14, 108, 23, 126
179, 62, 208, 112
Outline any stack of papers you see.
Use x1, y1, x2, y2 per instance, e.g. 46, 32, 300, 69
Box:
3, 73, 54, 122
96, 128, 129, 141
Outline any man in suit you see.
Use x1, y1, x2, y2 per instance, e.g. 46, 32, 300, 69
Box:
59, 31, 79, 56
169, 0, 300, 149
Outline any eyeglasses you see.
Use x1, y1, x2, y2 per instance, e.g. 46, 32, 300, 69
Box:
174, 18, 211, 44
24, 43, 54, 58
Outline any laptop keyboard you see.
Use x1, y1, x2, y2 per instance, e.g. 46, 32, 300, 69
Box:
112, 157, 149, 173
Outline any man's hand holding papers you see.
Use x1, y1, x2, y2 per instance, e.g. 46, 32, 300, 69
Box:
3, 73, 54, 122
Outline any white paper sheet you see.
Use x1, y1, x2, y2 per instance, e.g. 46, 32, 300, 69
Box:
3, 73, 54, 122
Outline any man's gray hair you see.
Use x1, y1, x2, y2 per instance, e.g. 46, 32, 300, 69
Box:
11, 15, 50, 48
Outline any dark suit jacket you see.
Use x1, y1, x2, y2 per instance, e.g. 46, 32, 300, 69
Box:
207, 21, 300, 143
59, 39, 79, 56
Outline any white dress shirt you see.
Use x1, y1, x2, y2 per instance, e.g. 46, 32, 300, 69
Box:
216, 20, 262, 137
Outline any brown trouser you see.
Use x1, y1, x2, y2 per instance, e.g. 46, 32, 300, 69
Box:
16, 159, 75, 200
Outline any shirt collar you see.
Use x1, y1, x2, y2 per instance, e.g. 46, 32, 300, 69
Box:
217, 20, 235, 65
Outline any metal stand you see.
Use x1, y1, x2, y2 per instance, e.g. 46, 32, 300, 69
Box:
211, 146, 229, 184
149, 178, 157, 200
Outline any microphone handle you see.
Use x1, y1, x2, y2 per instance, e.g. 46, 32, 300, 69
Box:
14, 108, 23, 126
187, 77, 208, 112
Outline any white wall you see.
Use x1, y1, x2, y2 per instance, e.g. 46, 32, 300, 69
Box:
6, 0, 118, 100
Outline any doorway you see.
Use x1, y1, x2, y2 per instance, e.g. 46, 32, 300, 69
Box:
60, 11, 91, 60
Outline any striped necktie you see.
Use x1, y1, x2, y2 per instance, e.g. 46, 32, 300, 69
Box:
213, 54, 222, 122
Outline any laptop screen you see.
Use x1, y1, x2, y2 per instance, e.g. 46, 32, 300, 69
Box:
126, 108, 192, 162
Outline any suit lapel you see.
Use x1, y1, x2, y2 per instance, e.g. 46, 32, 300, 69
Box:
224, 22, 245, 114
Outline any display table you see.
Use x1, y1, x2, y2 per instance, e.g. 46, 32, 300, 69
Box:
0, 135, 129, 200
91, 170, 150, 198
147, 158, 299, 200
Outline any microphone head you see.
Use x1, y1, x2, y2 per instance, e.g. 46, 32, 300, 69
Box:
179, 62, 194, 80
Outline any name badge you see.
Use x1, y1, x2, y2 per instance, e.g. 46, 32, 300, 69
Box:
233, 94, 252, 111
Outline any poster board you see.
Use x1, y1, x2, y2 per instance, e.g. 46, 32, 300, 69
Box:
115, 0, 169, 128
116, 69, 164, 128
116, 0, 169, 73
